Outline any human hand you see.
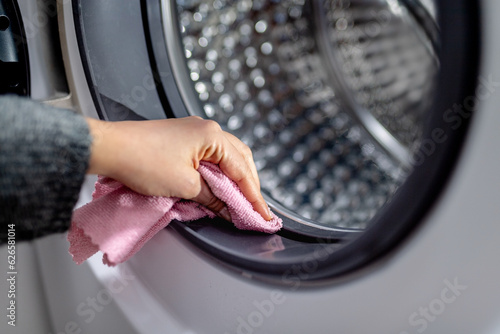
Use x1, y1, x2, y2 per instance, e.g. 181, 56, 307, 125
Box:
85, 116, 272, 222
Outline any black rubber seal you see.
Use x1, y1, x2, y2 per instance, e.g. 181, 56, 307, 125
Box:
72, 0, 169, 121
140, 0, 176, 119
141, 0, 191, 119
72, 0, 105, 120
74, 0, 480, 282
144, 0, 480, 282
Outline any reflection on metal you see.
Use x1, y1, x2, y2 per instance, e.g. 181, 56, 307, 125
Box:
165, 0, 439, 231
314, 0, 438, 168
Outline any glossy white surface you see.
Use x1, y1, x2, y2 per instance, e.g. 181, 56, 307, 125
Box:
92, 1, 500, 333
0, 243, 52, 333
35, 1, 500, 334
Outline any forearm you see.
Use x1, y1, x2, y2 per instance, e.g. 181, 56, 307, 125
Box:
0, 96, 92, 242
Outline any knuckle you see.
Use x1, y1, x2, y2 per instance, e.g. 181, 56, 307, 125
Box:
201, 119, 222, 134
181, 179, 201, 199
239, 144, 254, 165
242, 144, 253, 157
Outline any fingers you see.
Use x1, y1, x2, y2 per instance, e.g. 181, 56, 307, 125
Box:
223, 132, 261, 190
214, 135, 272, 221
190, 174, 232, 221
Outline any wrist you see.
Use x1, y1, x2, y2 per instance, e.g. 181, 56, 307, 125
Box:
86, 117, 118, 176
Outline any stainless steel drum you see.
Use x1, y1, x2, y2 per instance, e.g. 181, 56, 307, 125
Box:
163, 0, 439, 231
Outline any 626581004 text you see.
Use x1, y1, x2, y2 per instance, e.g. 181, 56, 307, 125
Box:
6, 223, 17, 327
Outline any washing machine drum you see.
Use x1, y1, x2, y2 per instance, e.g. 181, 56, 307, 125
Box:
74, 0, 479, 280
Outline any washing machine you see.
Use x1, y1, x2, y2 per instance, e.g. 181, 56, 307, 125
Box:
1, 0, 500, 333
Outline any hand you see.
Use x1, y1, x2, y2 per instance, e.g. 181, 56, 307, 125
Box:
85, 116, 272, 222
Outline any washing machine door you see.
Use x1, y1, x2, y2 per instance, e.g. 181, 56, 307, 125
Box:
70, 0, 478, 281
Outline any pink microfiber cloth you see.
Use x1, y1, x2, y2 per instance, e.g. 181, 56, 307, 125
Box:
68, 162, 282, 266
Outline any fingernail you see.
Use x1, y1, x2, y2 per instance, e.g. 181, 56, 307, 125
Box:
219, 207, 231, 222
264, 205, 272, 221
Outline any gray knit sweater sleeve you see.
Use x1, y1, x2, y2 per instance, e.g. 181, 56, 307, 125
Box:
0, 95, 92, 242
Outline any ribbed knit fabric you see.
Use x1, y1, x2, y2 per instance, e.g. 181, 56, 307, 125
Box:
0, 95, 91, 242
68, 162, 283, 266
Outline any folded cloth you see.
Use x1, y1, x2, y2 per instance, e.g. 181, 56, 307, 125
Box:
68, 162, 282, 266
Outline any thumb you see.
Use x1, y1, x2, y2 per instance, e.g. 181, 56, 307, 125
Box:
190, 175, 231, 222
